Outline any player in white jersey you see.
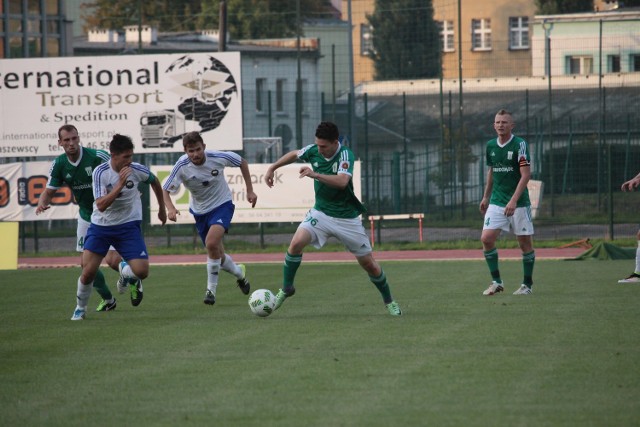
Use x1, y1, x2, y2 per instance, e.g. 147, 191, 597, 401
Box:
619, 171, 640, 283
70, 134, 167, 320
163, 131, 257, 306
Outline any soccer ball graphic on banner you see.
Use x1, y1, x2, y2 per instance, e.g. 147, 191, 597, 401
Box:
248, 289, 276, 317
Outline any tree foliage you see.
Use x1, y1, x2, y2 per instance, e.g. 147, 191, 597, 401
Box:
367, 0, 441, 80
535, 0, 594, 14
82, 0, 332, 38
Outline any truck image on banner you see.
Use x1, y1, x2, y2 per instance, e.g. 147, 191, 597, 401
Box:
0, 52, 242, 157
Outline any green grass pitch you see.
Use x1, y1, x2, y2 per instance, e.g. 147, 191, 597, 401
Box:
1, 259, 639, 426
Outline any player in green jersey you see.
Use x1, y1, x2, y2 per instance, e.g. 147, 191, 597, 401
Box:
265, 121, 402, 316
36, 124, 125, 311
479, 109, 535, 296
618, 172, 640, 283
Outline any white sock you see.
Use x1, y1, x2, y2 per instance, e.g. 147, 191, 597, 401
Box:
121, 263, 140, 283
207, 258, 221, 293
76, 277, 92, 309
221, 253, 242, 278
635, 241, 640, 274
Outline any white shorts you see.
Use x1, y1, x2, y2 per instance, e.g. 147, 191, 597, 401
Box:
77, 216, 115, 253
298, 208, 372, 257
482, 204, 534, 236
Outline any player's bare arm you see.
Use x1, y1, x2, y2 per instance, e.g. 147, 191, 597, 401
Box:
95, 166, 131, 212
504, 165, 531, 217
239, 159, 257, 208
265, 150, 299, 187
621, 172, 640, 192
150, 175, 167, 225
479, 168, 493, 214
299, 167, 350, 189
36, 188, 57, 215
163, 189, 180, 222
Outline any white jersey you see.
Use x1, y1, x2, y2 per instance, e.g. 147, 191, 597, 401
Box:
163, 150, 241, 215
91, 161, 153, 226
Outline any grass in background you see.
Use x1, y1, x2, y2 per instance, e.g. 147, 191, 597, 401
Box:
1, 259, 639, 426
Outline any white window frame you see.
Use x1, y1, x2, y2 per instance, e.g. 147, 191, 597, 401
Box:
471, 18, 492, 51
509, 17, 529, 50
438, 20, 455, 53
567, 55, 593, 75
360, 24, 374, 56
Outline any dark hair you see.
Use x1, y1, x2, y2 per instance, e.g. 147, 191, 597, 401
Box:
182, 131, 204, 148
315, 121, 339, 141
58, 124, 78, 140
109, 134, 134, 154
496, 109, 512, 117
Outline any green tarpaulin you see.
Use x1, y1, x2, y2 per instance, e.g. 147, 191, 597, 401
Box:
572, 242, 636, 260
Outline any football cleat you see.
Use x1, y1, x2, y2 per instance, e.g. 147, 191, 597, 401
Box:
618, 273, 640, 283
130, 279, 143, 306
386, 301, 403, 316
204, 290, 216, 305
236, 264, 251, 295
96, 298, 117, 312
513, 284, 532, 295
483, 281, 504, 296
70, 307, 86, 321
274, 287, 295, 310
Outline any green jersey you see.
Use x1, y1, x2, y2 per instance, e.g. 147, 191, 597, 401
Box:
47, 146, 110, 221
298, 143, 366, 219
485, 134, 531, 207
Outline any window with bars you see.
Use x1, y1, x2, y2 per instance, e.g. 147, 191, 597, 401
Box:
438, 20, 454, 53
276, 78, 286, 112
509, 17, 529, 50
471, 18, 491, 51
255, 78, 266, 113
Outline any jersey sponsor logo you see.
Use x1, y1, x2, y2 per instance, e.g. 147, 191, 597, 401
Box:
492, 166, 514, 172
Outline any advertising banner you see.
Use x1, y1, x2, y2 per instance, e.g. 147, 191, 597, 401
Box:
0, 161, 362, 225
0, 52, 243, 157
0, 161, 79, 221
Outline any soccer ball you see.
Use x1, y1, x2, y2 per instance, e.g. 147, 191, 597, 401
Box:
248, 289, 276, 317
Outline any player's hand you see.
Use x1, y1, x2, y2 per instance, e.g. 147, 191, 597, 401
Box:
299, 166, 314, 179
504, 201, 516, 217
479, 198, 488, 215
621, 178, 640, 192
35, 204, 50, 215
247, 191, 257, 208
265, 169, 275, 188
158, 208, 167, 225
118, 166, 132, 187
167, 208, 180, 222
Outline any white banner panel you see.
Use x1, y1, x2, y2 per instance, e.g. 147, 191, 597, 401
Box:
150, 161, 362, 225
0, 52, 243, 157
0, 161, 79, 221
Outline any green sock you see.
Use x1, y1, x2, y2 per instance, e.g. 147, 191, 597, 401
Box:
483, 248, 501, 283
522, 250, 535, 287
369, 270, 393, 304
93, 269, 113, 300
283, 252, 302, 290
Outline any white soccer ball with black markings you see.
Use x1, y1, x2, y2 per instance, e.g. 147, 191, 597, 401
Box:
248, 289, 276, 317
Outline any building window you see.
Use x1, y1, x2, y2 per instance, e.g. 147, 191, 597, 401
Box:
276, 79, 286, 112
568, 56, 593, 75
509, 17, 529, 50
255, 78, 266, 113
471, 18, 491, 51
438, 20, 454, 53
631, 54, 640, 72
360, 24, 374, 56
608, 55, 620, 73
